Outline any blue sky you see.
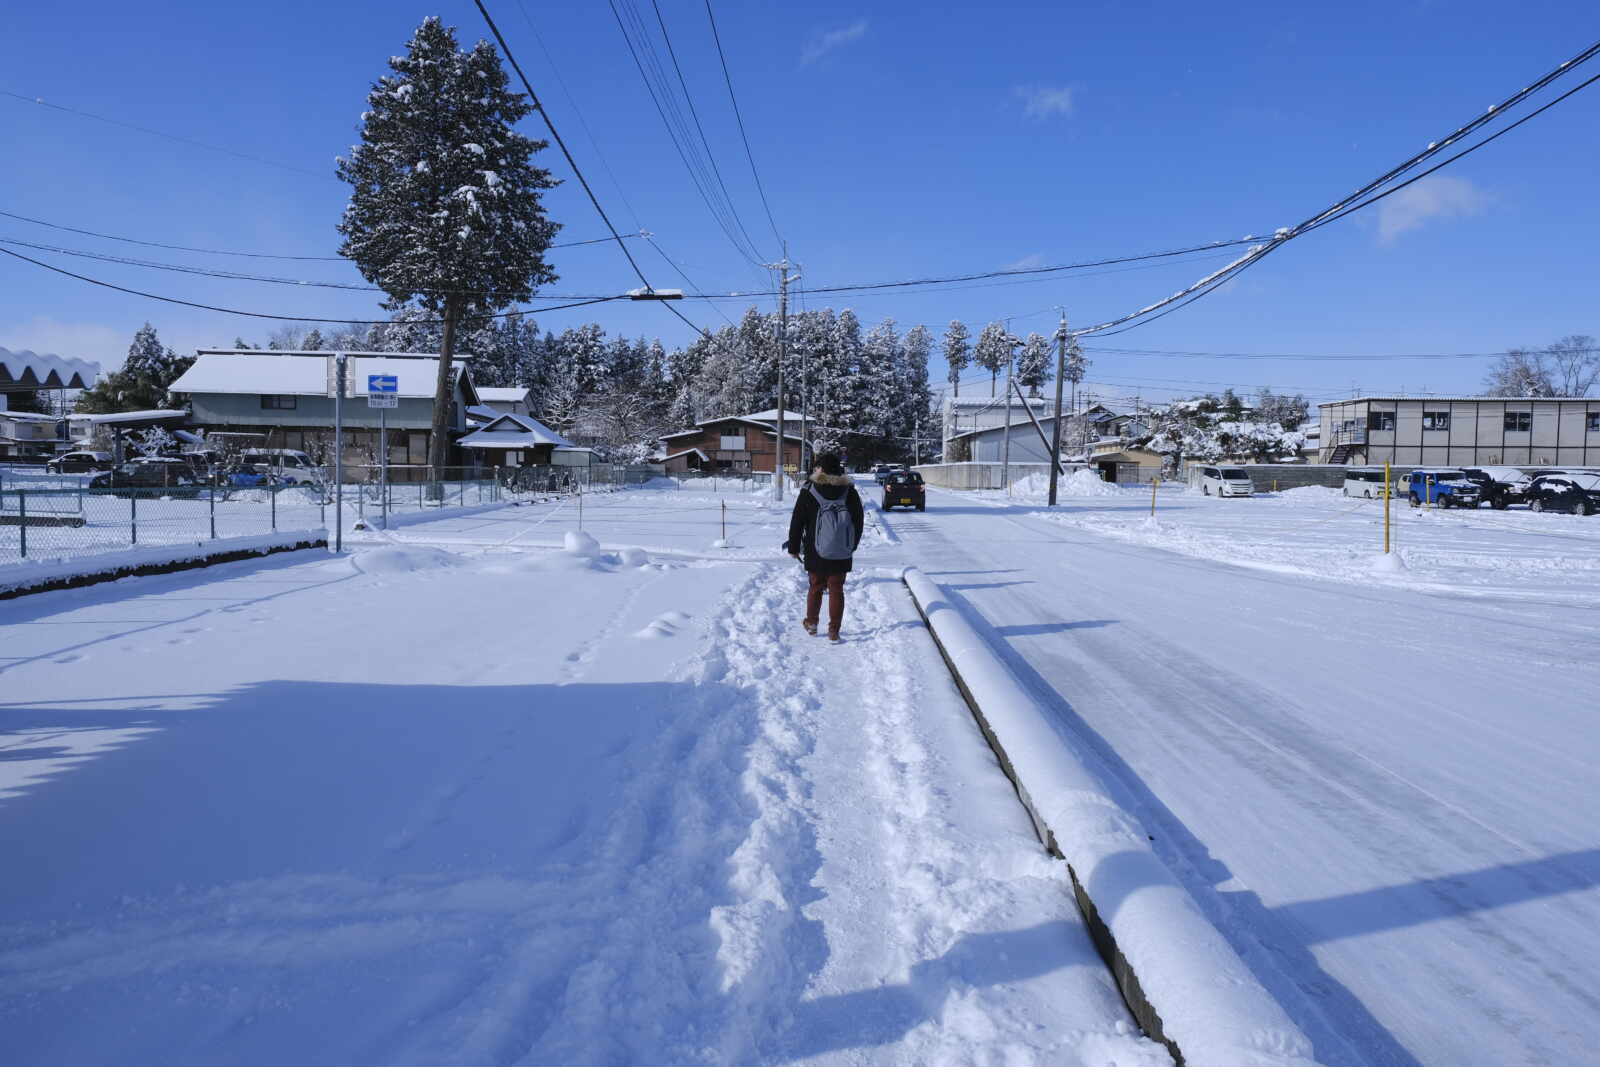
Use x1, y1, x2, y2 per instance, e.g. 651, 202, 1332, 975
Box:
2, 0, 1596, 407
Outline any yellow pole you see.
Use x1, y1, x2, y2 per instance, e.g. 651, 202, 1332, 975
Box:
1383, 460, 1391, 553
1150, 474, 1158, 517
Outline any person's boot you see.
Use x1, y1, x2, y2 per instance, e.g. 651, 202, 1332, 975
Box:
803, 620, 818, 636
828, 629, 841, 642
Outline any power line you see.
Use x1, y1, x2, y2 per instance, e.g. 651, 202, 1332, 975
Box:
2, 89, 326, 178
703, 0, 784, 248
0, 208, 634, 260
647, 0, 773, 262
477, 0, 722, 345
472, 0, 654, 292
605, 0, 767, 270
1084, 346, 1515, 362
0, 244, 626, 324
1075, 39, 1600, 339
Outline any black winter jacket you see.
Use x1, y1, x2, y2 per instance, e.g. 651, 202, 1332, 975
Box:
786, 472, 864, 575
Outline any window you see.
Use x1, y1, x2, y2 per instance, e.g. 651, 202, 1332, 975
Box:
1588, 413, 1600, 432
1504, 412, 1532, 432
260, 395, 297, 410
1367, 411, 1395, 431
1422, 411, 1450, 431
719, 434, 746, 450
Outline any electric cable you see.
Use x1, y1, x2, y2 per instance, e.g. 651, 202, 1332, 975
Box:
703, 0, 784, 248
0, 244, 626, 324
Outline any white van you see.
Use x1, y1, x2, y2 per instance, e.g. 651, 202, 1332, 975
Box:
1343, 467, 1389, 499
240, 448, 322, 485
1198, 465, 1254, 497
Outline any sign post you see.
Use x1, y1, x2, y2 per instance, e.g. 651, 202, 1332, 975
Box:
368, 374, 398, 529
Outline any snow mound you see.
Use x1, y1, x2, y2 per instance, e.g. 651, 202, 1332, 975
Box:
1371, 550, 1409, 575
358, 545, 460, 574
620, 547, 650, 567
712, 538, 731, 549
563, 530, 601, 557
1274, 485, 1346, 507
633, 610, 690, 639
1013, 470, 1125, 498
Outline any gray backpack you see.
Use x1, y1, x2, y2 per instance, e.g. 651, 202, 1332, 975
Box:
809, 485, 853, 560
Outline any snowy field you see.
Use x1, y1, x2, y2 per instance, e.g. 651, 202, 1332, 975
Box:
885, 476, 1600, 1067
0, 487, 1164, 1066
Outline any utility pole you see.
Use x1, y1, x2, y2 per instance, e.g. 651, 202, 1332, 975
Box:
767, 248, 800, 503
1002, 331, 1016, 494
333, 352, 346, 552
1048, 311, 1068, 506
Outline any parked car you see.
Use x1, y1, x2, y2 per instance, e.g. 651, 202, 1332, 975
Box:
1461, 466, 1532, 510
1526, 473, 1600, 515
1406, 469, 1481, 508
1198, 465, 1254, 497
89, 459, 203, 497
881, 470, 926, 511
240, 448, 322, 485
1342, 467, 1390, 499
44, 450, 114, 474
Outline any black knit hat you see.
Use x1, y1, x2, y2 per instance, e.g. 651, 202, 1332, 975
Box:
815, 452, 845, 476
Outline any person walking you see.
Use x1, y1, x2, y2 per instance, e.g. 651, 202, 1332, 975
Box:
786, 452, 864, 641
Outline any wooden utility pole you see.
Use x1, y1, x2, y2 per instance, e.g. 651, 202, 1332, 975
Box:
1048, 311, 1068, 506
768, 248, 800, 503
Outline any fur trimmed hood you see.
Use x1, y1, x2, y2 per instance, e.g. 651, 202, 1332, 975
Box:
809, 471, 853, 487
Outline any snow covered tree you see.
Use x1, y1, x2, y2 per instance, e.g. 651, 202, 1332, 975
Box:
77, 323, 192, 413
1016, 332, 1051, 397
942, 321, 971, 396
1545, 334, 1600, 396
972, 322, 1012, 397
337, 16, 560, 479
1484, 349, 1554, 397
1255, 388, 1309, 431
900, 324, 934, 461
301, 328, 326, 351
132, 426, 176, 458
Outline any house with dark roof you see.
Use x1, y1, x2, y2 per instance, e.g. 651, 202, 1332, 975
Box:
656, 413, 803, 474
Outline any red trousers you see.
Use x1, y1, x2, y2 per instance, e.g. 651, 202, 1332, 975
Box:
805, 572, 846, 634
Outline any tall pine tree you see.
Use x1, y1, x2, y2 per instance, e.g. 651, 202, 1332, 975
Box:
942, 321, 971, 396
973, 322, 1012, 397
1016, 332, 1051, 397
337, 17, 560, 479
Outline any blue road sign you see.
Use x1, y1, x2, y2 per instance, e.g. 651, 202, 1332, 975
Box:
368, 374, 399, 394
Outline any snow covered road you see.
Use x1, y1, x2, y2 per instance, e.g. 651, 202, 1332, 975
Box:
0, 492, 1164, 1066
880, 484, 1600, 1067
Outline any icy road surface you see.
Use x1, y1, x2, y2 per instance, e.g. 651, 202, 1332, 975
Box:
879, 480, 1600, 1067
0, 491, 1163, 1066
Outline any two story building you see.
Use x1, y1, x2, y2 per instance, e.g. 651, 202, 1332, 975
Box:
1318, 396, 1600, 467
169, 350, 480, 473
657, 413, 803, 475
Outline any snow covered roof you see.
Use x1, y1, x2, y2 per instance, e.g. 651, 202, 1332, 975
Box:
72, 409, 189, 425
736, 408, 804, 423
455, 412, 572, 450
0, 410, 61, 423
477, 387, 529, 403
0, 347, 100, 390
1318, 395, 1600, 406
170, 352, 478, 402
659, 447, 709, 462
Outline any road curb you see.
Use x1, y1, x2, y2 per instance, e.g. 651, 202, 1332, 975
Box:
901, 566, 1322, 1067
0, 533, 328, 600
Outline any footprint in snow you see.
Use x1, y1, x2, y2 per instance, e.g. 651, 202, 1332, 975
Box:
633, 610, 692, 639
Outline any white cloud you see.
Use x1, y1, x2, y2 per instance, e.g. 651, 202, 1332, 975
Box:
1015, 85, 1074, 119
801, 20, 868, 66
0, 317, 128, 370
1000, 253, 1046, 272
1376, 175, 1490, 242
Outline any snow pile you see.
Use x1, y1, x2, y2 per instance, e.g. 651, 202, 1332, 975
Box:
903, 567, 1322, 1067
563, 529, 600, 557
619, 546, 650, 567
356, 545, 460, 574
1004, 470, 1126, 500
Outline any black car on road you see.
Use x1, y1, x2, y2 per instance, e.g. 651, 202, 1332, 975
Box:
882, 470, 925, 511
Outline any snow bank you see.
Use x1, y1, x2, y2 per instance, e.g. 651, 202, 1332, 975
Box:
563, 529, 600, 556
355, 545, 461, 574
0, 530, 327, 598
903, 567, 1322, 1067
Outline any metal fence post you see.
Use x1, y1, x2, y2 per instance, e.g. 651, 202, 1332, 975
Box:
272, 484, 278, 532
209, 479, 217, 539
131, 491, 138, 545
18, 489, 26, 558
